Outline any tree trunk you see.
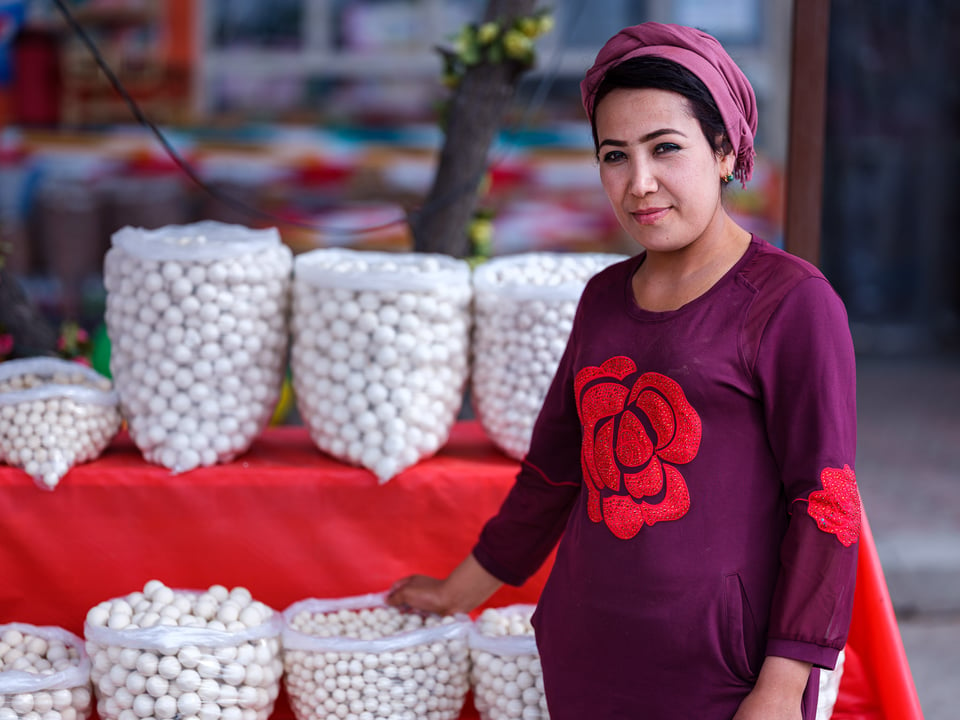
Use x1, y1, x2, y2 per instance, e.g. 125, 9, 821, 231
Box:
411, 0, 538, 257
0, 268, 58, 358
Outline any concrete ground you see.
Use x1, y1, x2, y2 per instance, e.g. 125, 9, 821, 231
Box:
855, 352, 960, 718
898, 613, 960, 720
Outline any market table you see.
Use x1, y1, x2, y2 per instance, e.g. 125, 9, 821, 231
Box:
0, 422, 920, 719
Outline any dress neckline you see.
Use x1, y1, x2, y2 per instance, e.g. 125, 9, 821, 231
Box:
622, 235, 760, 321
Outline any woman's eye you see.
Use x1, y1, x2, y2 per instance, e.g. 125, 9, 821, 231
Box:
601, 150, 627, 163
654, 142, 681, 155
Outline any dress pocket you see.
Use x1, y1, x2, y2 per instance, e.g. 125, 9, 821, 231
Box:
722, 572, 761, 683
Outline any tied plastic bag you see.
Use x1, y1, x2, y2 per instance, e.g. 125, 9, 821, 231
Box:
103, 221, 292, 473
468, 605, 549, 720
282, 593, 471, 720
816, 648, 845, 720
0, 357, 121, 490
290, 249, 472, 482
0, 622, 94, 720
84, 582, 283, 720
471, 252, 627, 459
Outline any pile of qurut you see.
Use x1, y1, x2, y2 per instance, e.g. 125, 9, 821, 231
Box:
84, 581, 283, 720
0, 358, 121, 489
282, 595, 472, 720
104, 222, 292, 474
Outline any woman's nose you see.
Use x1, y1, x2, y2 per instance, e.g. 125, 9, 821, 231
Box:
628, 161, 657, 196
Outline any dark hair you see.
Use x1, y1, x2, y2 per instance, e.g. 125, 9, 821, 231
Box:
590, 56, 732, 158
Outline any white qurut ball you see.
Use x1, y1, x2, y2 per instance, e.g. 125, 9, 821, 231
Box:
469, 606, 548, 720
0, 623, 94, 720
103, 222, 292, 473
282, 599, 471, 720
83, 580, 282, 720
0, 359, 121, 490
471, 253, 628, 460
290, 249, 472, 483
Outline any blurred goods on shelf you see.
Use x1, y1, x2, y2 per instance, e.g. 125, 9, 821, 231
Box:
12, 0, 194, 127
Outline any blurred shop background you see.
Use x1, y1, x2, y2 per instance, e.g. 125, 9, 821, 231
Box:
0, 0, 956, 357
0, 0, 794, 338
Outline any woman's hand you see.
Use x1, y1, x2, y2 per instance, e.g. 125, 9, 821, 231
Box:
732, 656, 811, 720
733, 687, 802, 720
387, 574, 455, 614
386, 553, 503, 616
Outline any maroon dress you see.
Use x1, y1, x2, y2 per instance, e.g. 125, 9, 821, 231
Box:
473, 237, 861, 719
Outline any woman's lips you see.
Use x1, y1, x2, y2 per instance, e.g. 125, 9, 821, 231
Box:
631, 207, 670, 225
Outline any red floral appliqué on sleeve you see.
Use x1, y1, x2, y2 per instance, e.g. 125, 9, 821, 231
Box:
575, 357, 702, 540
807, 464, 861, 547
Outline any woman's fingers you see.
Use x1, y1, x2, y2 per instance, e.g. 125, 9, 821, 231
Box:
388, 575, 450, 613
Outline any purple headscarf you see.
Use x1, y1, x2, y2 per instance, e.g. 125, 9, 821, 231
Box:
581, 22, 758, 184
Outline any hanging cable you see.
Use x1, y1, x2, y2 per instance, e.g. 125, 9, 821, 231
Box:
49, 0, 579, 240
50, 0, 403, 238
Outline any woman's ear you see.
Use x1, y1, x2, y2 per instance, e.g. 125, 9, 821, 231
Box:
720, 150, 736, 181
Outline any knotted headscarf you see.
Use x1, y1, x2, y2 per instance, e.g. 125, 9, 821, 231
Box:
581, 22, 758, 184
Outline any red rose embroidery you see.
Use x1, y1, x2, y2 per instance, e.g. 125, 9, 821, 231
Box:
575, 357, 702, 539
807, 464, 861, 547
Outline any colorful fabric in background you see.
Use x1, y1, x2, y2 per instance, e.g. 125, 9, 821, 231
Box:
0, 0, 24, 85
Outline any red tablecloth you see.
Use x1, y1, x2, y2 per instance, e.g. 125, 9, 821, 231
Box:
0, 423, 921, 719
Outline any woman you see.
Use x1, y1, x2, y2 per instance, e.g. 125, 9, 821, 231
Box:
389, 22, 859, 720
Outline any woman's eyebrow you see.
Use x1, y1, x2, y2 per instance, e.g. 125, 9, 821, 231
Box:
598, 128, 688, 148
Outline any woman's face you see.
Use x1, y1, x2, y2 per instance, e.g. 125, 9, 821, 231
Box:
594, 87, 734, 254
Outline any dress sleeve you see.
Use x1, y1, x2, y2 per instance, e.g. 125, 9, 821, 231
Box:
753, 276, 860, 670
471, 307, 585, 587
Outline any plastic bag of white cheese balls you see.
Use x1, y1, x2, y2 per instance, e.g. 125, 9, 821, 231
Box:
0, 357, 121, 490
0, 623, 94, 720
291, 249, 472, 483
469, 606, 548, 720
103, 222, 292, 473
282, 593, 471, 720
471, 252, 627, 460
84, 580, 283, 720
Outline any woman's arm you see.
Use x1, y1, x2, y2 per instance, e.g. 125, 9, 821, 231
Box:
386, 280, 603, 615
386, 553, 503, 615
753, 274, 859, 667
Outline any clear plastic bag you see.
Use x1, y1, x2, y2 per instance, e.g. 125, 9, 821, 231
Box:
468, 605, 549, 720
0, 622, 94, 720
0, 358, 121, 490
103, 221, 292, 473
471, 252, 627, 459
84, 584, 283, 720
282, 593, 471, 720
290, 249, 472, 482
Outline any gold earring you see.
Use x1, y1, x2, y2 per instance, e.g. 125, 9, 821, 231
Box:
722, 173, 734, 184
